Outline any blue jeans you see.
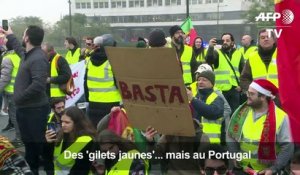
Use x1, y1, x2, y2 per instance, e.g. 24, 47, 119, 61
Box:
16, 104, 50, 175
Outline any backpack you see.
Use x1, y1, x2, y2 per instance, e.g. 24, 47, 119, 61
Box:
54, 55, 74, 95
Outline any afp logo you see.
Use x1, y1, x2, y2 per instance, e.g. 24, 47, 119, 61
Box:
255, 9, 294, 25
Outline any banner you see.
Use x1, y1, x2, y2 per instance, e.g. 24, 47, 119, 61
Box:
65, 61, 85, 108
276, 0, 300, 142
106, 47, 195, 136
181, 17, 198, 46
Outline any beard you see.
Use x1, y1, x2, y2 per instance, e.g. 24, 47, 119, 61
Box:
174, 36, 183, 45
247, 99, 263, 109
221, 43, 231, 51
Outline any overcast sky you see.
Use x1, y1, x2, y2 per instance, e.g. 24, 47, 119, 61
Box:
0, 0, 69, 24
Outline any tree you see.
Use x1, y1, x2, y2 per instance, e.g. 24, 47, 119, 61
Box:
242, 0, 275, 28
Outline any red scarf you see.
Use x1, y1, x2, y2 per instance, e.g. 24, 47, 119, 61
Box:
257, 101, 276, 161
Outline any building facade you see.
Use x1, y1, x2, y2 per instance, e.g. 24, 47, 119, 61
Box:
72, 0, 259, 43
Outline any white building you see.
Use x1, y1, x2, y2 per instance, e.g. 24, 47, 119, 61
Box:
72, 0, 259, 42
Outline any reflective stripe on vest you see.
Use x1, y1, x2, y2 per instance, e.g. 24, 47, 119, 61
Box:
3, 52, 20, 94
181, 45, 193, 84
50, 54, 66, 98
249, 49, 278, 87
54, 136, 92, 175
215, 49, 242, 91
240, 106, 286, 171
239, 46, 257, 61
106, 149, 148, 175
65, 48, 80, 65
201, 92, 223, 144
87, 60, 121, 103
47, 112, 55, 123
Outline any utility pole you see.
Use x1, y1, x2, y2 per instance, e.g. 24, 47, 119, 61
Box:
217, 0, 220, 36
186, 0, 190, 18
68, 0, 72, 36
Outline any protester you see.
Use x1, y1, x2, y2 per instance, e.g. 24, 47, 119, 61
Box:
42, 43, 71, 100
45, 106, 96, 174
227, 79, 293, 174
187, 69, 224, 144
191, 36, 207, 82
199, 144, 230, 175
148, 29, 167, 48
206, 33, 244, 113
1, 25, 50, 175
240, 29, 278, 91
0, 33, 23, 147
64, 37, 82, 65
239, 34, 257, 62
42, 98, 65, 175
84, 34, 121, 128
81, 36, 94, 62
169, 25, 194, 85
96, 129, 148, 175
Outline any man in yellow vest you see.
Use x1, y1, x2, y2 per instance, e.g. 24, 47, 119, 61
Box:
206, 33, 244, 113
187, 69, 224, 144
42, 43, 72, 100
64, 37, 82, 65
0, 35, 23, 147
240, 29, 278, 91
227, 79, 293, 174
169, 25, 194, 86
42, 98, 65, 175
239, 35, 257, 62
84, 34, 121, 128
81, 37, 94, 62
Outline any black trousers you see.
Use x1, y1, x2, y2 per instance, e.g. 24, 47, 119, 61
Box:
17, 104, 50, 175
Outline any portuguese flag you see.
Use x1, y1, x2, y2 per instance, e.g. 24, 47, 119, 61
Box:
181, 16, 198, 46
276, 0, 300, 143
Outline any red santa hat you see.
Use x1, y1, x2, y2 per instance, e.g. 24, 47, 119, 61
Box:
249, 79, 278, 99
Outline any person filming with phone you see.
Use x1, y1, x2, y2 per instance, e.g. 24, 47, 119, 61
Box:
206, 33, 245, 114
45, 106, 96, 174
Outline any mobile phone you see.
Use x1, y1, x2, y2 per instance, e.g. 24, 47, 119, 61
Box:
2, 20, 8, 31
47, 122, 57, 133
216, 39, 223, 45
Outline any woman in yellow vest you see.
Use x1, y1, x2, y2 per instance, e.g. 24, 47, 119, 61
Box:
191, 36, 207, 82
96, 129, 148, 175
45, 106, 96, 175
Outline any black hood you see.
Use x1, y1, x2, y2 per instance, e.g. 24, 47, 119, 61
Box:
90, 47, 107, 66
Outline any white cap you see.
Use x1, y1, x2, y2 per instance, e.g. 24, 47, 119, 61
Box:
195, 64, 213, 74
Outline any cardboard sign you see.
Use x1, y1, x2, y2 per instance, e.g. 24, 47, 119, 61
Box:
106, 47, 195, 136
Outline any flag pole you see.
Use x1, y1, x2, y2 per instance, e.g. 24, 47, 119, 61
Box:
186, 0, 189, 18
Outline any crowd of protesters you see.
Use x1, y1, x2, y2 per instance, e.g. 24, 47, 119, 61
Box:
0, 23, 299, 175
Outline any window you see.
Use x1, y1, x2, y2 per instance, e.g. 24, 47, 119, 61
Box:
111, 0, 126, 8
129, 0, 144, 7
147, 0, 162, 6
94, 2, 99, 8
87, 2, 91, 8
81, 2, 86, 8
76, 2, 81, 8
206, 0, 212, 3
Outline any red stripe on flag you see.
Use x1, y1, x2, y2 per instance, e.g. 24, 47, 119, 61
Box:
276, 0, 300, 143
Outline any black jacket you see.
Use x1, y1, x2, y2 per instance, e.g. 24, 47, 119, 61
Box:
8, 34, 49, 108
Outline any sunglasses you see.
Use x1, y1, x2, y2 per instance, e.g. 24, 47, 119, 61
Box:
204, 166, 227, 175
86, 43, 92, 46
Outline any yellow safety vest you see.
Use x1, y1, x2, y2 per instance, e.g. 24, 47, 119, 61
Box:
240, 106, 286, 171
248, 49, 278, 87
214, 49, 242, 91
84, 49, 94, 64
87, 60, 121, 103
47, 112, 55, 123
181, 45, 193, 84
50, 54, 66, 98
54, 135, 93, 175
106, 149, 149, 175
200, 92, 223, 144
65, 48, 81, 65
3, 52, 20, 94
239, 46, 257, 61
195, 48, 207, 63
